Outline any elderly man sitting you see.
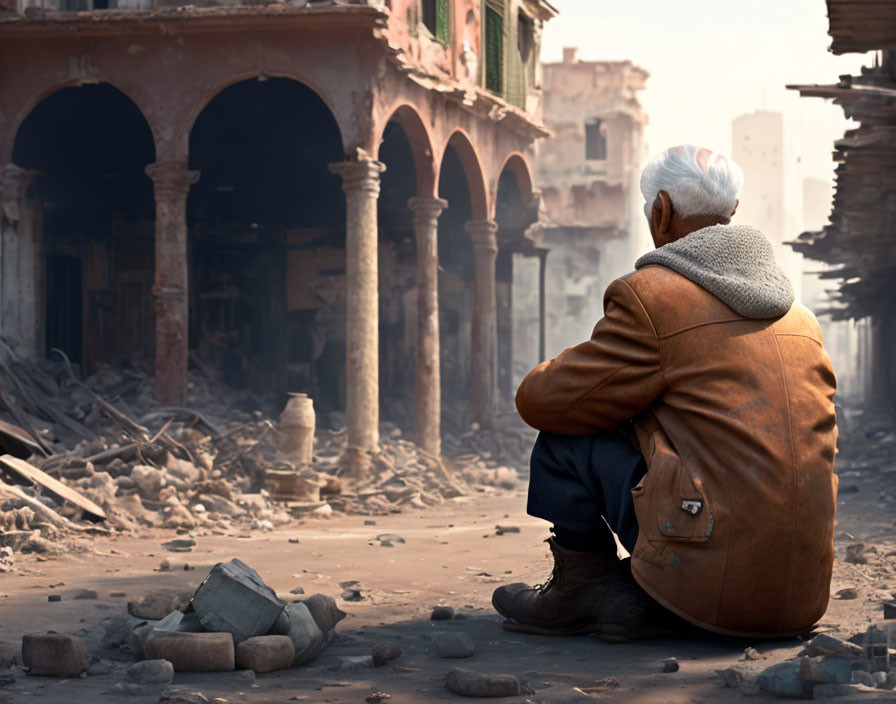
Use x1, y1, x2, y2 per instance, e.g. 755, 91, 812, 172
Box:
493, 145, 838, 640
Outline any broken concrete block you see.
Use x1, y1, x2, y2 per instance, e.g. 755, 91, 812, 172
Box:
818, 656, 857, 684
279, 602, 326, 666
445, 669, 521, 698
805, 634, 864, 659
22, 633, 91, 677
191, 559, 285, 643
757, 661, 803, 698
143, 632, 234, 672
235, 635, 295, 673
126, 659, 174, 684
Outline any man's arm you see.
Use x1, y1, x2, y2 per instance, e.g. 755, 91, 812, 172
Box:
515, 277, 665, 434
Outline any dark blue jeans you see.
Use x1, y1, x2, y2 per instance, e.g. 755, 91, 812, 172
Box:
526, 431, 647, 553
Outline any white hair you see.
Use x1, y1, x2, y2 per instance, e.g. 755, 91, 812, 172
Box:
640, 145, 744, 220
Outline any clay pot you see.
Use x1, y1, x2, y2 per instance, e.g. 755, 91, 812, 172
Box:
278, 393, 315, 464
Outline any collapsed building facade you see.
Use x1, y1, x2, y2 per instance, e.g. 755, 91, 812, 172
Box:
788, 0, 896, 413
511, 47, 647, 384
0, 0, 557, 470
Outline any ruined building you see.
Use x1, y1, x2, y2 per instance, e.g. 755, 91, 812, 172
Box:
513, 48, 647, 383
788, 0, 896, 413
0, 0, 557, 469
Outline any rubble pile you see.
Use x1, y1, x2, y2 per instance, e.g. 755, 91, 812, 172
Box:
0, 344, 534, 567
17, 559, 345, 693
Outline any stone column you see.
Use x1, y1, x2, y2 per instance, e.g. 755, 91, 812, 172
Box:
408, 196, 447, 456
145, 161, 199, 406
537, 247, 549, 362
465, 219, 499, 428
329, 156, 385, 474
0, 164, 42, 360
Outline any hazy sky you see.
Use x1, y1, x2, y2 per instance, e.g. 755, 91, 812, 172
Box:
541, 0, 870, 185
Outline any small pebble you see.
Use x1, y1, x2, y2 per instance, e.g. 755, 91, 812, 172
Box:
834, 587, 858, 600
431, 631, 475, 658
662, 658, 679, 673
371, 643, 402, 667
431, 606, 455, 621
47, 595, 61, 602
288, 538, 300, 544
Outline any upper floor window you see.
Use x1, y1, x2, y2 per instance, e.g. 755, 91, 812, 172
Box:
485, 0, 504, 95
422, 0, 451, 44
585, 118, 607, 161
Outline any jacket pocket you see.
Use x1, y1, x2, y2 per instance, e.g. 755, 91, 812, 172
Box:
633, 430, 714, 543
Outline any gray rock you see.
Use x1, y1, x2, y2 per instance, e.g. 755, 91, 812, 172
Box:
804, 634, 864, 659
371, 643, 402, 667
22, 632, 90, 677
850, 670, 876, 687
143, 632, 235, 672
72, 589, 98, 600
431, 606, 455, 620
757, 661, 804, 698
128, 590, 192, 621
719, 668, 744, 688
281, 602, 327, 665
154, 611, 185, 633
126, 659, 174, 684
432, 631, 475, 659
47, 594, 61, 602
302, 594, 347, 637
105, 681, 163, 697
818, 656, 856, 684
87, 658, 118, 676
0, 668, 15, 686
662, 658, 679, 673
445, 669, 521, 698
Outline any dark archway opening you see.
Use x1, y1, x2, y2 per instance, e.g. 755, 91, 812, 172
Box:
13, 83, 156, 375
188, 78, 345, 421
437, 144, 475, 436
495, 163, 539, 408
377, 121, 418, 429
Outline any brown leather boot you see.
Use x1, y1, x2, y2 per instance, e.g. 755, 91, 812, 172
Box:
492, 537, 663, 641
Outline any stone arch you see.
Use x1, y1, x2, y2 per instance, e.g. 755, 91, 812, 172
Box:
440, 130, 488, 221
379, 104, 437, 197
177, 72, 345, 160
494, 152, 535, 211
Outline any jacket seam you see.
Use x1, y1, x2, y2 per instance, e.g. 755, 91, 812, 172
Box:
656, 317, 745, 340
772, 331, 799, 632
552, 363, 632, 423
618, 278, 667, 388
774, 332, 823, 346
713, 470, 734, 627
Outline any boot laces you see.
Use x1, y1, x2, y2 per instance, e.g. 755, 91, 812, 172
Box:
534, 539, 565, 593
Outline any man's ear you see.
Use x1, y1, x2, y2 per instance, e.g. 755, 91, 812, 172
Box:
731, 199, 739, 218
656, 190, 673, 235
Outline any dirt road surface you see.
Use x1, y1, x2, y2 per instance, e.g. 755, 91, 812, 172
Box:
0, 462, 894, 703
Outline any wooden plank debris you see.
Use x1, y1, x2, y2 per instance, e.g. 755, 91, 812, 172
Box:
0, 454, 106, 521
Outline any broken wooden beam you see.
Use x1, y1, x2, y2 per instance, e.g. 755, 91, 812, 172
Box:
0, 454, 106, 522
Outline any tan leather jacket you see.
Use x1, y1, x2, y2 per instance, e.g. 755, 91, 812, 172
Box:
516, 265, 838, 637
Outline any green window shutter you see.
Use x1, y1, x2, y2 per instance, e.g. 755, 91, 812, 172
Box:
422, 0, 436, 36
436, 0, 450, 43
485, 3, 504, 95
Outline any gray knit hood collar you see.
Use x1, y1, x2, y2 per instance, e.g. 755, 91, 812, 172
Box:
634, 224, 794, 319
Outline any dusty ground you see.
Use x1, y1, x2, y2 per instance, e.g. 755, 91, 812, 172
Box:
0, 459, 894, 703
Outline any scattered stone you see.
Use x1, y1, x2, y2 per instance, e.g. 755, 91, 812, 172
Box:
834, 587, 859, 600
884, 602, 896, 619
303, 594, 347, 637
340, 581, 364, 601
155, 610, 186, 633
757, 661, 803, 698
432, 631, 476, 659
431, 606, 455, 621
337, 655, 374, 671
22, 633, 90, 677
235, 635, 295, 673
850, 670, 876, 687
0, 669, 15, 686
817, 656, 855, 684
445, 669, 521, 698
743, 646, 762, 660
845, 543, 869, 565
799, 656, 832, 695
143, 632, 235, 672
371, 643, 402, 667
47, 594, 61, 602
281, 602, 327, 665
191, 559, 286, 644
127, 659, 174, 684
375, 534, 405, 544
662, 658, 679, 673
159, 689, 209, 704
288, 538, 300, 544
72, 588, 98, 600
110, 592, 126, 598
87, 658, 118, 676
719, 668, 744, 688
804, 634, 864, 659
162, 539, 195, 553
289, 587, 305, 595
364, 520, 376, 526
366, 693, 391, 704
494, 525, 520, 535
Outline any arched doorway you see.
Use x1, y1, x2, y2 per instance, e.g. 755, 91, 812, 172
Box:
437, 133, 487, 436
376, 120, 418, 429
187, 77, 345, 421
12, 83, 156, 375
494, 155, 539, 406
